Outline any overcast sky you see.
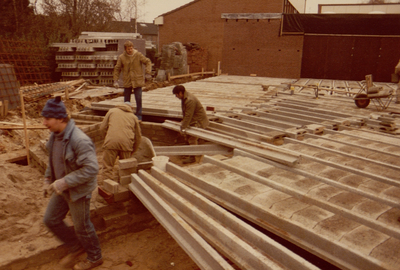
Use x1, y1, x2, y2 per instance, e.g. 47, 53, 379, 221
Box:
32, 0, 391, 23
140, 0, 373, 23
141, 0, 194, 22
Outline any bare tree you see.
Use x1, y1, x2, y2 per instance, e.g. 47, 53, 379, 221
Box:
40, 0, 121, 39
0, 0, 35, 37
119, 0, 147, 23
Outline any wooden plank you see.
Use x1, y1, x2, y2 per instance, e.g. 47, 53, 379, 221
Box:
19, 91, 30, 165
3, 100, 8, 116
170, 71, 215, 80
0, 125, 48, 130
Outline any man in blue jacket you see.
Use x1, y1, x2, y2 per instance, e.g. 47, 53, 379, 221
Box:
41, 96, 103, 270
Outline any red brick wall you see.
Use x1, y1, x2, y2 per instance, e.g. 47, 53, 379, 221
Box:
221, 19, 303, 78
158, 0, 284, 73
187, 48, 208, 73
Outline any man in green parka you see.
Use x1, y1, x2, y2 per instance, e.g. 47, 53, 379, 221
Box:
113, 40, 152, 121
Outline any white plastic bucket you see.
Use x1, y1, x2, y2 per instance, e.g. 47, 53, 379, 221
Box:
152, 156, 169, 172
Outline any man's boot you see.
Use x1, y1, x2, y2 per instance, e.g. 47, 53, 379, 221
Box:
59, 247, 85, 267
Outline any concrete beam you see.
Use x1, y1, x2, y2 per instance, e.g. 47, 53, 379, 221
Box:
201, 155, 400, 240
303, 133, 400, 160
208, 121, 286, 144
165, 162, 391, 270
147, 166, 320, 270
128, 174, 234, 270
162, 120, 299, 166
212, 114, 298, 138
280, 140, 400, 188
284, 137, 400, 175
154, 144, 233, 156
233, 149, 400, 208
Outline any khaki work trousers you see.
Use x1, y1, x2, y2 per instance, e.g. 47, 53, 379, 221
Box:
102, 149, 132, 182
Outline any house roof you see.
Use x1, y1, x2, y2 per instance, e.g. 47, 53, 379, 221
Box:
156, 0, 200, 18
137, 22, 158, 35
109, 20, 158, 36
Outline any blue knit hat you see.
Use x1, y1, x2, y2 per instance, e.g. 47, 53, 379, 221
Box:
41, 96, 68, 118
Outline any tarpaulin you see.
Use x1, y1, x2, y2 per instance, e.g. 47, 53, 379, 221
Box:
282, 14, 400, 36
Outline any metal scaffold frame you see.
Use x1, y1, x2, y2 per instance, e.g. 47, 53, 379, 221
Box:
0, 39, 52, 86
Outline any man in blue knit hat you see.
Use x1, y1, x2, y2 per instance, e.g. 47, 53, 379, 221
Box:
41, 96, 103, 270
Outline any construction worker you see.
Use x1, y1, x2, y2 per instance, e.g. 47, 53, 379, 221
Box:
100, 101, 142, 182
395, 60, 400, 103
113, 40, 152, 121
172, 85, 209, 164
41, 96, 103, 270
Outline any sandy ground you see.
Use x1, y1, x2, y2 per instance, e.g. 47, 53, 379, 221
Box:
0, 151, 198, 270
0, 87, 200, 269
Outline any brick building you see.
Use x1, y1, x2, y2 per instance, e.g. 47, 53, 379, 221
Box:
155, 0, 298, 78
155, 0, 400, 82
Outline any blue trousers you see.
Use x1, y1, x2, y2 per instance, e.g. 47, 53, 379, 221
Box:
43, 193, 102, 263
124, 87, 142, 120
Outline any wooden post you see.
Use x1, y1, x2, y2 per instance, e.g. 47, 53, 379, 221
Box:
217, 61, 221, 76
65, 87, 69, 100
0, 101, 3, 117
4, 100, 8, 116
19, 90, 30, 165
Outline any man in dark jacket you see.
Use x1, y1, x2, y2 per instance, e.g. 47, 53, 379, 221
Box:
173, 85, 209, 163
42, 97, 103, 270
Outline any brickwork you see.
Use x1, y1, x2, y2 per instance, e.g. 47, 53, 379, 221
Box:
221, 19, 304, 78
80, 122, 105, 144
79, 121, 178, 147
139, 122, 179, 146
187, 48, 208, 73
158, 0, 284, 73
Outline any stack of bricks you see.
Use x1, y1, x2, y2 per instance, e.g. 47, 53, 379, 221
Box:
101, 157, 138, 204
187, 48, 208, 73
79, 122, 104, 144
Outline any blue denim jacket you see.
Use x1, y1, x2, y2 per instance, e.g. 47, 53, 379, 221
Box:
44, 119, 99, 202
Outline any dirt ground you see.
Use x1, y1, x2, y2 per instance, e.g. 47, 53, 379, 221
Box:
0, 78, 202, 269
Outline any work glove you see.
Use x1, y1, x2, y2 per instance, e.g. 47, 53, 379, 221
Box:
145, 74, 152, 82
43, 178, 52, 198
44, 178, 69, 197
113, 81, 119, 88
